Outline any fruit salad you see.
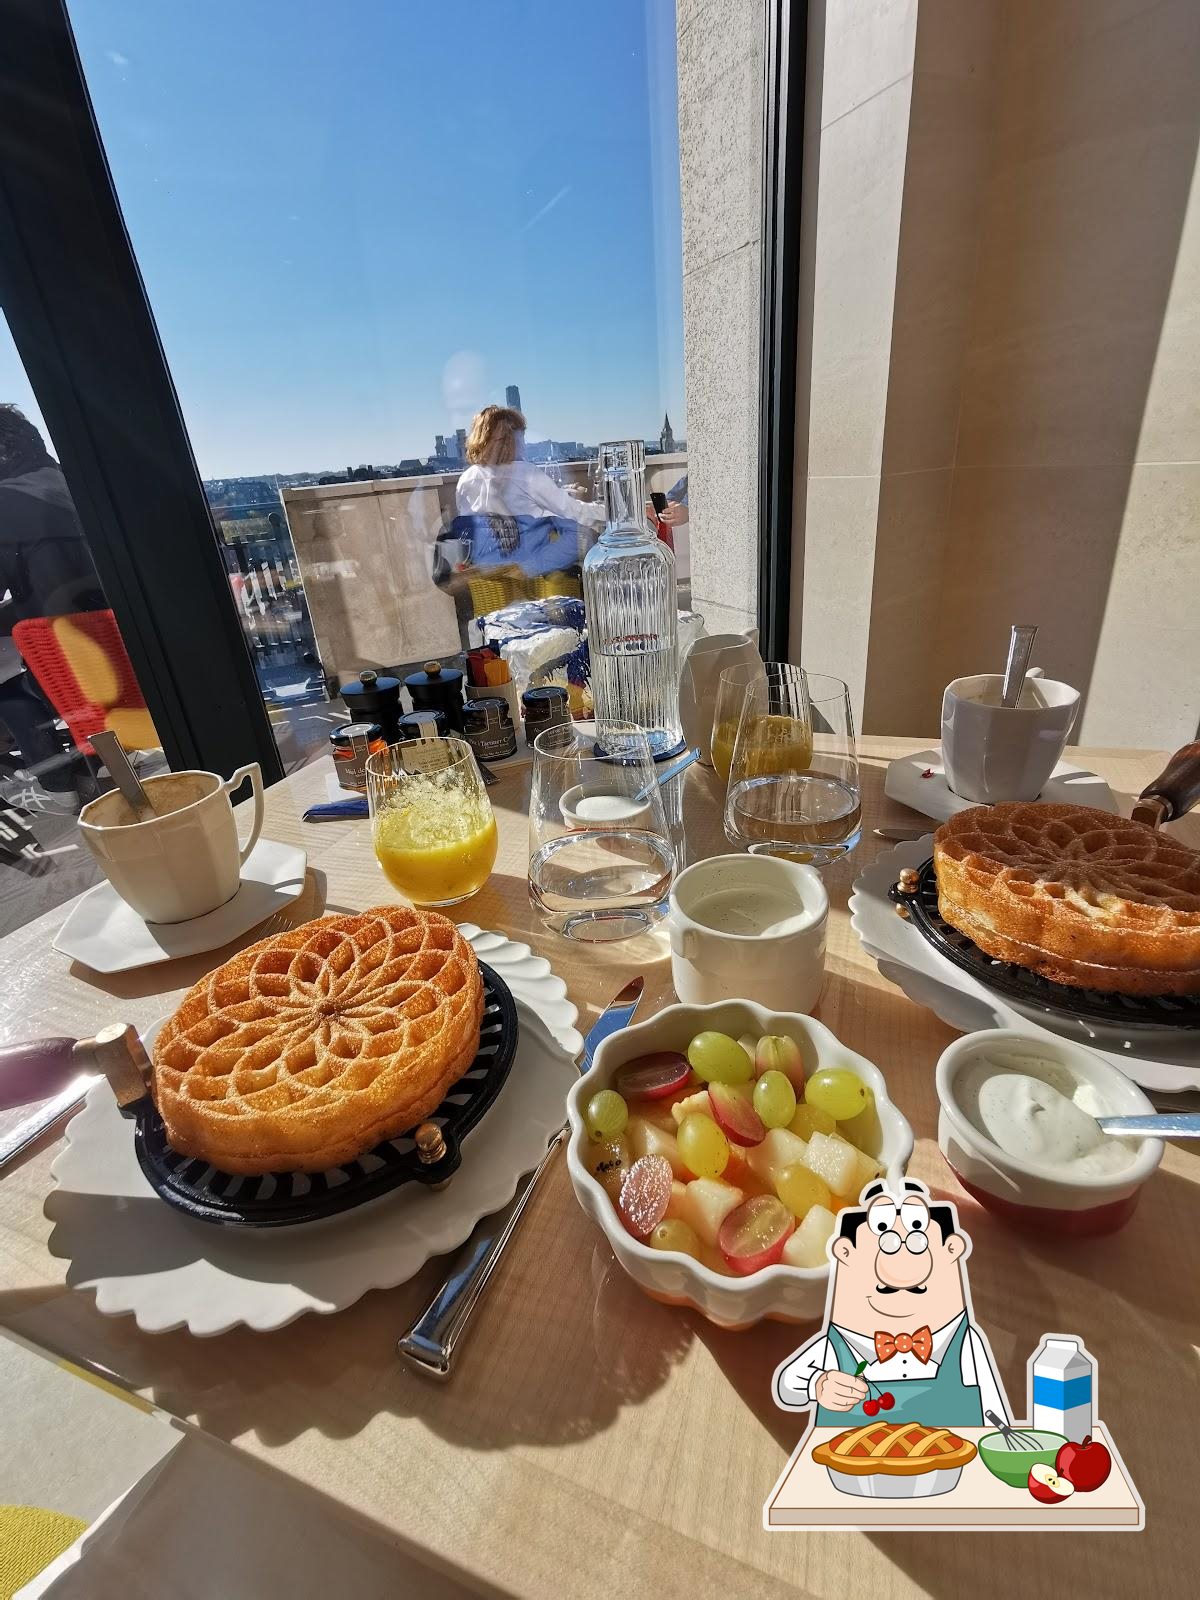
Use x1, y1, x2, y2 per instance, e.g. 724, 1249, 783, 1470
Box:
582, 1030, 885, 1277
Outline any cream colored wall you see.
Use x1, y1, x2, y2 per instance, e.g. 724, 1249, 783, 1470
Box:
797, 0, 1200, 748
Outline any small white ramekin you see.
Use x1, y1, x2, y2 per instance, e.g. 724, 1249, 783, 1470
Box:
935, 1029, 1163, 1236
566, 999, 913, 1329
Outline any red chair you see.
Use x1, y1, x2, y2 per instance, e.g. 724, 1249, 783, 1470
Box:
11, 610, 160, 755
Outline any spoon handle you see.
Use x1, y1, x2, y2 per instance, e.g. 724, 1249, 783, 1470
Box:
1000, 625, 1037, 708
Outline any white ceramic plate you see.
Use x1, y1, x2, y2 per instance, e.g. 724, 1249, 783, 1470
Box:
849, 838, 1200, 1094
884, 748, 1117, 823
45, 927, 581, 1335
54, 839, 308, 973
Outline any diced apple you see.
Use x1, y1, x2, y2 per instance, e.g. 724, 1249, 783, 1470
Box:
802, 1130, 861, 1196
678, 1177, 744, 1247
664, 1179, 690, 1221
747, 1127, 809, 1189
627, 1116, 689, 1179
782, 1204, 836, 1268
671, 1088, 713, 1127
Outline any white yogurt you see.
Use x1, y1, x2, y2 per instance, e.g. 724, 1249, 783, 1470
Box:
956, 1050, 1138, 1178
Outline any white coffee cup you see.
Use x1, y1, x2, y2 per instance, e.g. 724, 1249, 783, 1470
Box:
941, 673, 1080, 804
78, 765, 265, 924
668, 854, 828, 1013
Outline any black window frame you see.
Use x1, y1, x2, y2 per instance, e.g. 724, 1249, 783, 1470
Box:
0, 0, 282, 783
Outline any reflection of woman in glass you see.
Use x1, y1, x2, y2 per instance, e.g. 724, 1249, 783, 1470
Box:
455, 406, 605, 529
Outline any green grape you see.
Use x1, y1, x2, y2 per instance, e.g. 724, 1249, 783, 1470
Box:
789, 1103, 836, 1140
753, 1069, 797, 1130
648, 1219, 702, 1260
776, 1163, 832, 1218
585, 1089, 629, 1142
677, 1112, 730, 1179
805, 1068, 872, 1122
687, 1031, 753, 1085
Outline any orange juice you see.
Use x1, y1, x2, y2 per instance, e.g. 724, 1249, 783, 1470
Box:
374, 806, 497, 906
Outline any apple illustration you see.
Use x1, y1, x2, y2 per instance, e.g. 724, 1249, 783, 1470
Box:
1028, 1464, 1075, 1505
1056, 1435, 1112, 1492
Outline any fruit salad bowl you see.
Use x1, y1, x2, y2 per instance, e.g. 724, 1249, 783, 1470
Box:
565, 999, 913, 1330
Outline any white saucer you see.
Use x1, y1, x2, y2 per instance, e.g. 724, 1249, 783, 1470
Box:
54, 839, 308, 973
884, 748, 1117, 823
46, 927, 581, 1335
849, 838, 1200, 1094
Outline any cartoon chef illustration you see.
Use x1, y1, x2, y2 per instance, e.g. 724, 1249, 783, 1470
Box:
774, 1179, 1012, 1428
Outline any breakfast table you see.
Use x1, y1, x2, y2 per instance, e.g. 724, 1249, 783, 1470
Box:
0, 737, 1197, 1598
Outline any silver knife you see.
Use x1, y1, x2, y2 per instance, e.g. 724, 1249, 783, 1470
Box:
1097, 1112, 1200, 1136
397, 975, 645, 1378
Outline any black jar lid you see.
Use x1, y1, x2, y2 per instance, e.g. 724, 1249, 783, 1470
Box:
330, 721, 383, 747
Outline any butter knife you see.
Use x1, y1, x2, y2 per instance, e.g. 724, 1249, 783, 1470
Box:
396, 975, 644, 1378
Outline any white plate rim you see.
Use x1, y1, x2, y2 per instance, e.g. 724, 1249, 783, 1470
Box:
44, 927, 582, 1334
849, 838, 1200, 1094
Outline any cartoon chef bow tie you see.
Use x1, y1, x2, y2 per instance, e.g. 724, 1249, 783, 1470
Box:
873, 1326, 933, 1364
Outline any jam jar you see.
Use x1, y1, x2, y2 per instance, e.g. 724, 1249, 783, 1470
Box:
330, 721, 387, 791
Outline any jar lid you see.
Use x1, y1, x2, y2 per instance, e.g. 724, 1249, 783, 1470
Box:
330, 721, 382, 746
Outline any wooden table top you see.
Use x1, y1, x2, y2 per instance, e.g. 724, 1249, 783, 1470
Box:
0, 739, 1196, 1597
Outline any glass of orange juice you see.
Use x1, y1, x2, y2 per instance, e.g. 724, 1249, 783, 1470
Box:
366, 737, 498, 907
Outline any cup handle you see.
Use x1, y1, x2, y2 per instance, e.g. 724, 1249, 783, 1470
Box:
224, 762, 265, 865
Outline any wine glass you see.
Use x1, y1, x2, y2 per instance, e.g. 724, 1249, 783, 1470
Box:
710, 660, 769, 781
724, 669, 861, 864
528, 719, 675, 940
366, 737, 498, 906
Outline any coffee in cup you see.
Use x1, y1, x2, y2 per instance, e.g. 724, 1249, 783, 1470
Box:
941, 674, 1080, 804
78, 764, 265, 924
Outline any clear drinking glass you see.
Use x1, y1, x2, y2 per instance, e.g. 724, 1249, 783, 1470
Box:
710, 659, 769, 781
724, 670, 861, 864
528, 719, 676, 940
366, 737, 498, 907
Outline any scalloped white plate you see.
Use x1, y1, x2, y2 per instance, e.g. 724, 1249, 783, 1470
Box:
45, 927, 581, 1335
849, 839, 1200, 1094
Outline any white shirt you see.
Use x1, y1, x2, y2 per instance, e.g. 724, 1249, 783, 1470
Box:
774, 1312, 1009, 1421
455, 460, 605, 528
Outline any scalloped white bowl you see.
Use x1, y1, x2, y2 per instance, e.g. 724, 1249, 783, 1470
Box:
565, 999, 914, 1329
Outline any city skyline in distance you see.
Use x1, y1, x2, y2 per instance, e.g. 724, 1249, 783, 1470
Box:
51, 0, 687, 480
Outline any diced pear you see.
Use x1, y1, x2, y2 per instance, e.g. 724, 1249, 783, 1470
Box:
678, 1178, 744, 1247
664, 1179, 690, 1221
626, 1116, 688, 1179
747, 1127, 809, 1189
802, 1130, 860, 1195
782, 1204, 836, 1268
671, 1089, 712, 1127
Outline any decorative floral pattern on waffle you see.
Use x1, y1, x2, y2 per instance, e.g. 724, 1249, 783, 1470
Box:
152, 906, 485, 1173
934, 802, 1200, 994
813, 1420, 977, 1476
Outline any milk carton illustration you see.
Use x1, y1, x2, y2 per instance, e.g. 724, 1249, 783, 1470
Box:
1031, 1335, 1094, 1441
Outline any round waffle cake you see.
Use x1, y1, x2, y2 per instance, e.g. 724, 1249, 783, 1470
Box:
934, 802, 1200, 995
151, 906, 485, 1173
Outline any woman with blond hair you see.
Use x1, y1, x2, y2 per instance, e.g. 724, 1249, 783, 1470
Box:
454, 405, 605, 528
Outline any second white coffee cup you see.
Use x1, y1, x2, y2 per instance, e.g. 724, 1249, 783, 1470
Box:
668, 853, 828, 1014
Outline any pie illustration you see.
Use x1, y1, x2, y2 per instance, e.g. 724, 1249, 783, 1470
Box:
812, 1419, 977, 1477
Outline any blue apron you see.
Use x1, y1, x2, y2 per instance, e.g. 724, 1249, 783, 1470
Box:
815, 1319, 985, 1429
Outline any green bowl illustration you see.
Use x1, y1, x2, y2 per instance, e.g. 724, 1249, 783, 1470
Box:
977, 1430, 1067, 1489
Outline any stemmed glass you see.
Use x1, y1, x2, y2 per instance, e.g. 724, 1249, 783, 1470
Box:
528, 719, 675, 940
724, 669, 861, 863
366, 737, 498, 906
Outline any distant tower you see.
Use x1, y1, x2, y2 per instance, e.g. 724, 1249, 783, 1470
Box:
659, 413, 676, 453
455, 427, 468, 460
506, 384, 522, 411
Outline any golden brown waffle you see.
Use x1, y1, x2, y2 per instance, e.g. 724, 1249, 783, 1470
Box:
151, 906, 484, 1173
934, 802, 1200, 995
812, 1420, 976, 1476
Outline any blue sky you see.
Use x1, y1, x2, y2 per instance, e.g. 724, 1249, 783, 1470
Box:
3, 0, 685, 478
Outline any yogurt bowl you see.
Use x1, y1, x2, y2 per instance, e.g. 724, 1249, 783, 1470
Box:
566, 999, 913, 1329
936, 1029, 1163, 1235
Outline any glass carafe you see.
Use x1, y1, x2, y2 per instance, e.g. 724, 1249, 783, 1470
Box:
583, 440, 682, 757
